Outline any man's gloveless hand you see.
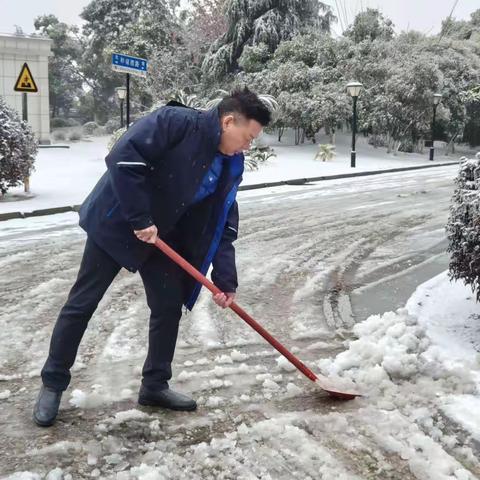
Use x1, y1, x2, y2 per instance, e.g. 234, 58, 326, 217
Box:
212, 292, 236, 308
134, 225, 158, 244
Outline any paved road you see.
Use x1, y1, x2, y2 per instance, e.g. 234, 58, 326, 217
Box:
2, 165, 478, 479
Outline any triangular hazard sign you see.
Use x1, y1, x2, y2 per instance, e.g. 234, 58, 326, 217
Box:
14, 63, 38, 93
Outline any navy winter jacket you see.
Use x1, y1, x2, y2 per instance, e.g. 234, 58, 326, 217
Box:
78, 102, 244, 310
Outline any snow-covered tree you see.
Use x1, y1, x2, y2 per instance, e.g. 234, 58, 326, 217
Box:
201, 0, 334, 81
0, 98, 38, 195
344, 8, 394, 44
440, 8, 480, 42
34, 15, 83, 118
78, 0, 180, 122
446, 153, 480, 301
143, 46, 201, 104
179, 0, 228, 64
240, 32, 349, 144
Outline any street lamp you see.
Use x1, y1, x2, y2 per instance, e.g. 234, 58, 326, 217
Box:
429, 93, 442, 161
346, 81, 363, 168
116, 86, 127, 128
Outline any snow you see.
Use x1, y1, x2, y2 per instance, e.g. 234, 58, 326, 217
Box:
110, 409, 151, 425
69, 385, 134, 409
4, 267, 480, 478
276, 354, 297, 372
315, 271, 480, 479
442, 395, 480, 442
0, 389, 11, 399
251, 130, 455, 184
0, 132, 456, 215
0, 137, 109, 215
3, 165, 480, 478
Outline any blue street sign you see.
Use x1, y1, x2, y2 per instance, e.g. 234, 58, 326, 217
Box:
112, 53, 148, 77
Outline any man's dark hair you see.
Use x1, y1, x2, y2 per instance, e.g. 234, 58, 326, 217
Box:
217, 87, 271, 126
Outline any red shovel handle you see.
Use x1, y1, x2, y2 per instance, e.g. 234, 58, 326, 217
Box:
154, 237, 318, 383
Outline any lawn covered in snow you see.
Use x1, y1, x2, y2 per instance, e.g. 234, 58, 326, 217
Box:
0, 131, 458, 215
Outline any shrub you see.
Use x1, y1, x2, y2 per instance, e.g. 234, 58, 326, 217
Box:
68, 130, 82, 141
446, 153, 480, 300
104, 118, 121, 134
65, 118, 81, 127
83, 121, 99, 135
53, 130, 66, 141
314, 144, 336, 162
108, 127, 127, 151
0, 97, 38, 195
93, 126, 108, 136
50, 117, 70, 128
244, 146, 276, 171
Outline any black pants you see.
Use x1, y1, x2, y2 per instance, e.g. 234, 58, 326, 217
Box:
41, 235, 186, 392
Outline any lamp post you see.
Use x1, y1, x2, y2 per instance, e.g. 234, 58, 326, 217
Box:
116, 86, 127, 128
346, 81, 363, 168
429, 93, 442, 161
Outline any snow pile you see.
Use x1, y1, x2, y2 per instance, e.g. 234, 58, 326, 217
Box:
318, 307, 476, 400
275, 355, 297, 372
0, 389, 11, 400
110, 409, 151, 425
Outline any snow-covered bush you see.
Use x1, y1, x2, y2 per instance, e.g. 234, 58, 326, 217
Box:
53, 130, 66, 141
50, 117, 70, 128
68, 130, 82, 141
104, 118, 121, 134
314, 144, 336, 162
244, 145, 276, 171
0, 97, 38, 195
82, 121, 99, 135
94, 125, 107, 136
446, 153, 480, 300
50, 117, 80, 128
108, 127, 127, 151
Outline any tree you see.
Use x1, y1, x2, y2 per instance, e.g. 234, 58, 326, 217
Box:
180, 0, 228, 64
78, 0, 181, 122
0, 98, 38, 195
344, 8, 394, 44
33, 15, 83, 118
201, 0, 334, 81
440, 8, 480, 42
240, 32, 349, 144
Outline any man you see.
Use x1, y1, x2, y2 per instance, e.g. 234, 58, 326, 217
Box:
33, 87, 271, 426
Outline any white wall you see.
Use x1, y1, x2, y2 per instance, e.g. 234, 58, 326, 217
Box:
0, 33, 52, 144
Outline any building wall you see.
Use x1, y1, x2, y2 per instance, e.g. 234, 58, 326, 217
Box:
0, 34, 53, 144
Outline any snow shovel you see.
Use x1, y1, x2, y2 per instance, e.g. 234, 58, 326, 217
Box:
154, 237, 361, 400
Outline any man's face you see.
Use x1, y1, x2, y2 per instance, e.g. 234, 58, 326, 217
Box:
218, 113, 263, 156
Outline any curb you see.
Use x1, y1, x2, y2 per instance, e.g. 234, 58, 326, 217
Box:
237, 160, 459, 190
38, 145, 71, 149
0, 160, 459, 222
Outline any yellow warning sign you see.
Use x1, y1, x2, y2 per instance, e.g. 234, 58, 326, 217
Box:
14, 63, 38, 93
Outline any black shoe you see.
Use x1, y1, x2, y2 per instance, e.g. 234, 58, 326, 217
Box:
138, 385, 197, 411
33, 385, 63, 427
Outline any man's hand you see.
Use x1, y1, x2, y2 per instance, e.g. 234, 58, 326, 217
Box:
134, 225, 158, 244
212, 292, 236, 309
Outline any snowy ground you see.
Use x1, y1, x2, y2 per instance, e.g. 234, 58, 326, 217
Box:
1, 165, 480, 479
0, 131, 460, 215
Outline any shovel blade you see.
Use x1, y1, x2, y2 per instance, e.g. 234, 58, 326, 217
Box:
314, 374, 363, 400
